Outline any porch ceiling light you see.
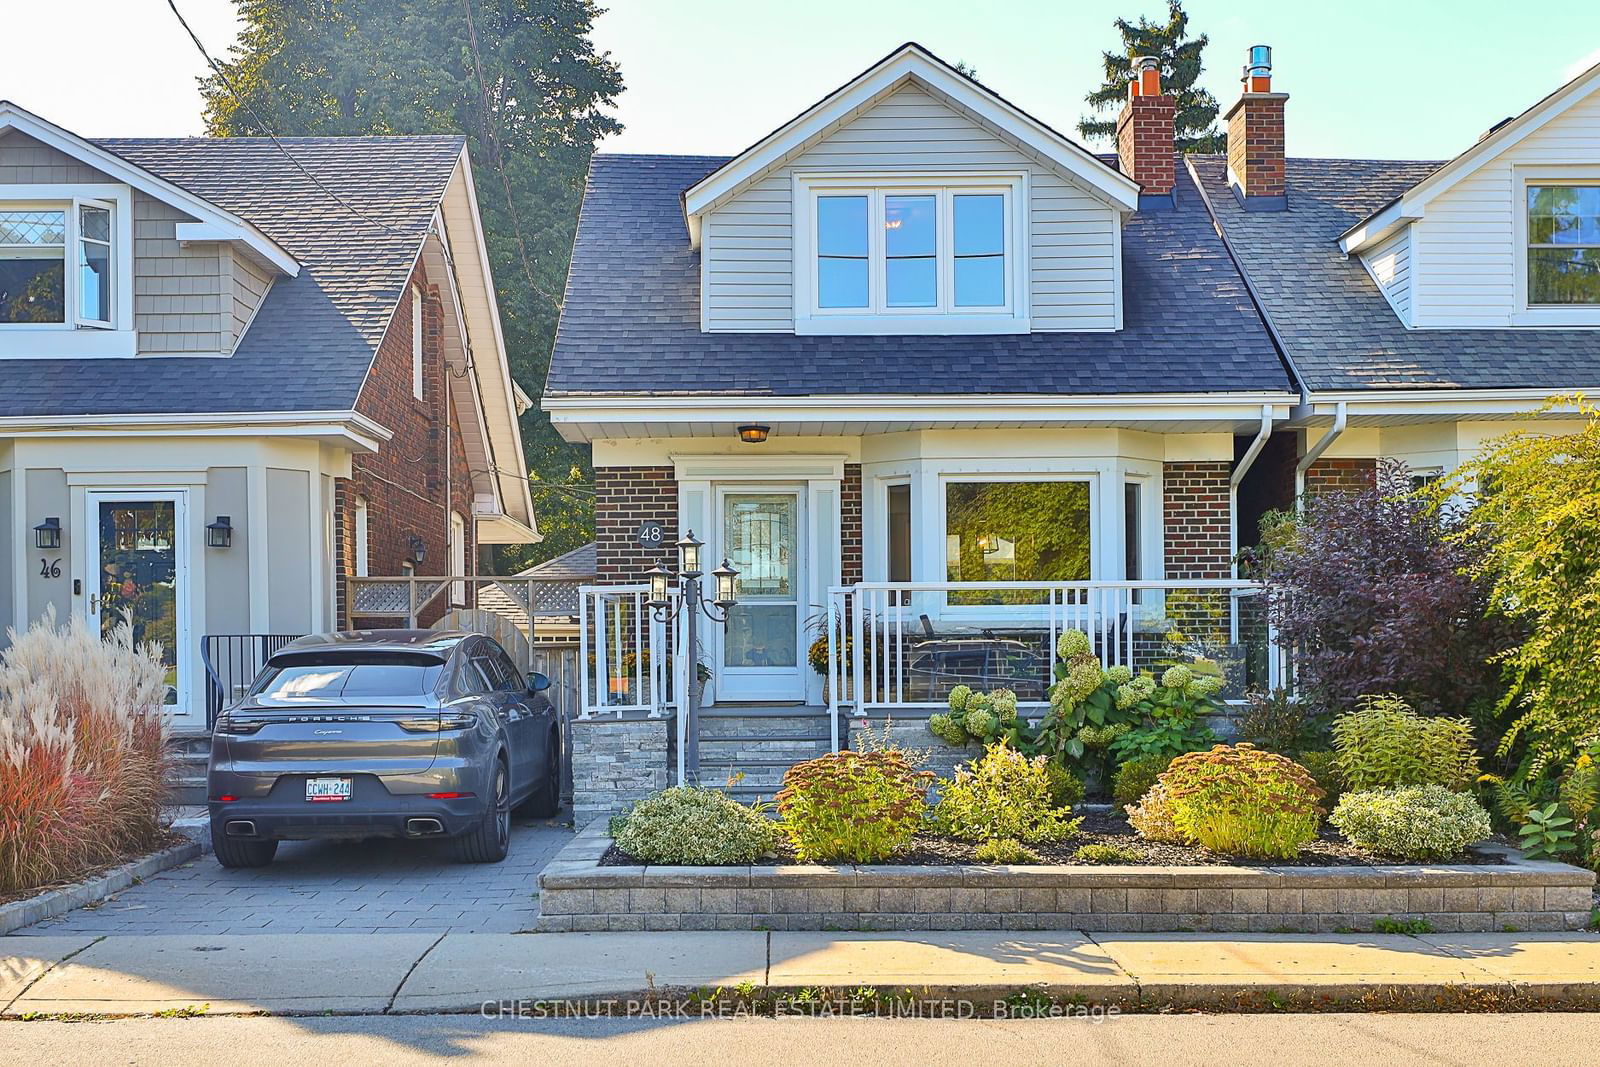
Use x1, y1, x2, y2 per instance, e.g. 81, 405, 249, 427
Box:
206, 515, 233, 549
677, 530, 704, 579
34, 517, 61, 550
711, 558, 740, 609
645, 561, 673, 608
737, 424, 770, 444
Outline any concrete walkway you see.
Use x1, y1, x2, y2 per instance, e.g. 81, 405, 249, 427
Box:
4, 930, 1599, 1016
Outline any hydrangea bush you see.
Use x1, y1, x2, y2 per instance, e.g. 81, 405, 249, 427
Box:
611, 787, 777, 865
1329, 784, 1493, 861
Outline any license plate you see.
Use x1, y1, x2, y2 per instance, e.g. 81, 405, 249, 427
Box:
306, 777, 352, 802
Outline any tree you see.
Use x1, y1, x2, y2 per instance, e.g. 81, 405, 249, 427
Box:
1253, 460, 1511, 723
198, 0, 622, 568
1077, 0, 1223, 152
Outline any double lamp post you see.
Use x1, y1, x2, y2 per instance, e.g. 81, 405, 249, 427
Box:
644, 532, 738, 780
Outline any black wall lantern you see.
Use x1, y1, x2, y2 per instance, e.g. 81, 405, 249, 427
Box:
34, 517, 61, 550
206, 515, 233, 549
406, 535, 427, 564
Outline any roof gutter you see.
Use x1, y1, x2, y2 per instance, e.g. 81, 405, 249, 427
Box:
1294, 400, 1347, 499
1229, 403, 1276, 576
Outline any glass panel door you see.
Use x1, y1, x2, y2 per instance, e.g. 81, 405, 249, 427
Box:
89, 494, 186, 709
716, 490, 804, 701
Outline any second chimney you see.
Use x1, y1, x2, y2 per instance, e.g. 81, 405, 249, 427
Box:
1223, 45, 1288, 209
1116, 56, 1175, 202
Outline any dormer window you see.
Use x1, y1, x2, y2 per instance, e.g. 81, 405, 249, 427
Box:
795, 174, 1028, 335
0, 199, 118, 329
1527, 184, 1600, 305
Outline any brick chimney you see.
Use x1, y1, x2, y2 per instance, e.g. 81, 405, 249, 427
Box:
1116, 55, 1175, 203
1223, 45, 1288, 209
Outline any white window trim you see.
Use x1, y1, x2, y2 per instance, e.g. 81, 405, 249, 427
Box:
793, 171, 1030, 336
411, 284, 425, 399
0, 184, 135, 357
1512, 166, 1600, 327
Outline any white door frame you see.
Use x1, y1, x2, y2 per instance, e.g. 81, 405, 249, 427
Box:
710, 483, 808, 703
82, 488, 194, 722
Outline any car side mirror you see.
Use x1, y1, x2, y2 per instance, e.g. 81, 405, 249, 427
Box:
528, 672, 552, 693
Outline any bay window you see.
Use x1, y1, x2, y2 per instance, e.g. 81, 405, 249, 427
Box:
800, 175, 1025, 333
1527, 184, 1600, 305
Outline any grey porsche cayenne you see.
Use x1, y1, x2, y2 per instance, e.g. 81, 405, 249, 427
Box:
206, 630, 561, 868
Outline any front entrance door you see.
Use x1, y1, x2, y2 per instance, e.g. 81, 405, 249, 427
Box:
713, 488, 805, 702
84, 491, 189, 715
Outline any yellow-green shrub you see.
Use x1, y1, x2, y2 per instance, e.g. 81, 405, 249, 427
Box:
1160, 744, 1325, 859
612, 787, 776, 865
1332, 696, 1480, 792
776, 750, 932, 863
932, 741, 1082, 844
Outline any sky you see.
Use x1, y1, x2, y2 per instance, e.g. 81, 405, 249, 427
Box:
5, 0, 1600, 162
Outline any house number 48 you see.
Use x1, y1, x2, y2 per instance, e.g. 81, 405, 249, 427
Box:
39, 558, 61, 579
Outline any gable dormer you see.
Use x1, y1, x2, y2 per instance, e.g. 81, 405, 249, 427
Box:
0, 102, 297, 359
682, 44, 1139, 336
1341, 59, 1600, 329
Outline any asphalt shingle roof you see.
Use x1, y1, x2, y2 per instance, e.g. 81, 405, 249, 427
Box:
546, 154, 1293, 398
1190, 154, 1600, 393
0, 135, 463, 417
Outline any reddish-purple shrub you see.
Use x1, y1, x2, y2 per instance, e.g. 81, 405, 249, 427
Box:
1250, 460, 1511, 718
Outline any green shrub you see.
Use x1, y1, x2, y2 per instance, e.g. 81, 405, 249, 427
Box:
1333, 696, 1480, 792
1044, 762, 1085, 808
1236, 687, 1323, 753
1074, 843, 1141, 864
974, 838, 1040, 864
612, 787, 777, 865
1328, 784, 1493, 861
1111, 753, 1173, 807
1125, 781, 1183, 843
1296, 750, 1345, 807
776, 750, 932, 863
1161, 744, 1325, 859
932, 742, 1082, 844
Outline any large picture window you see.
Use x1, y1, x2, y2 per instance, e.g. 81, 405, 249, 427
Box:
809, 182, 1015, 319
944, 480, 1091, 605
1527, 184, 1600, 306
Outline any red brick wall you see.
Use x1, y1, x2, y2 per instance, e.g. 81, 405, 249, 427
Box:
1116, 94, 1176, 196
841, 463, 862, 585
1304, 457, 1377, 496
1163, 461, 1232, 580
1226, 94, 1286, 199
594, 466, 677, 585
336, 262, 476, 625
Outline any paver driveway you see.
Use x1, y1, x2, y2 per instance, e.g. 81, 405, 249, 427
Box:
16, 815, 572, 936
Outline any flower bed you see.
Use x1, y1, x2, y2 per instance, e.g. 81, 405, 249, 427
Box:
537, 821, 1596, 933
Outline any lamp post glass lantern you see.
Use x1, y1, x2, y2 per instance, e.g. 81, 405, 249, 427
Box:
677, 530, 703, 578
644, 551, 739, 783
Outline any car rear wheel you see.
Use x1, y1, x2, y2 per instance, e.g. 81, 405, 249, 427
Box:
521, 732, 561, 818
211, 817, 278, 868
453, 758, 511, 863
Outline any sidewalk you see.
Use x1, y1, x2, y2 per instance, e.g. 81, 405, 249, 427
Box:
5, 929, 1600, 1016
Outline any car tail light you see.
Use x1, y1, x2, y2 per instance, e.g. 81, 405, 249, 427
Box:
398, 713, 477, 732
212, 795, 239, 803
215, 716, 265, 735
426, 791, 474, 800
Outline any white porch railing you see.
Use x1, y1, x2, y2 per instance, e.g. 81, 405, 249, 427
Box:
823, 579, 1282, 750
576, 584, 674, 720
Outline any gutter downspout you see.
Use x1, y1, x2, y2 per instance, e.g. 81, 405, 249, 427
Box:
1294, 401, 1348, 500
1230, 403, 1275, 577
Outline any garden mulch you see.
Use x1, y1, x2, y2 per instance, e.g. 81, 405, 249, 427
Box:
601, 810, 1501, 869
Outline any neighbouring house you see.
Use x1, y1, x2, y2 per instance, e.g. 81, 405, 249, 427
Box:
545, 43, 1600, 816
0, 102, 538, 733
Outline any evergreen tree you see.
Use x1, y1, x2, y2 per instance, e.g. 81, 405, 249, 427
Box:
198, 0, 623, 568
1077, 0, 1223, 152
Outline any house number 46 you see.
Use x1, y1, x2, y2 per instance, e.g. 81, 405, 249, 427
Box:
39, 558, 61, 579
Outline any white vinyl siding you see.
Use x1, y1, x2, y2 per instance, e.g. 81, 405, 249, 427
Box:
701, 83, 1119, 333
1412, 88, 1600, 327
1362, 226, 1413, 325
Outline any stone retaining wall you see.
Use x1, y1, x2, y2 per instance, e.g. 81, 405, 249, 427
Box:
570, 716, 673, 827
536, 823, 1596, 934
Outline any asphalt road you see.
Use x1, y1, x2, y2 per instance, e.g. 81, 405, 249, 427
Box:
0, 1012, 1589, 1065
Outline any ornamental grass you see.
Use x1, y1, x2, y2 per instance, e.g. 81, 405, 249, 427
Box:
0, 609, 169, 895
